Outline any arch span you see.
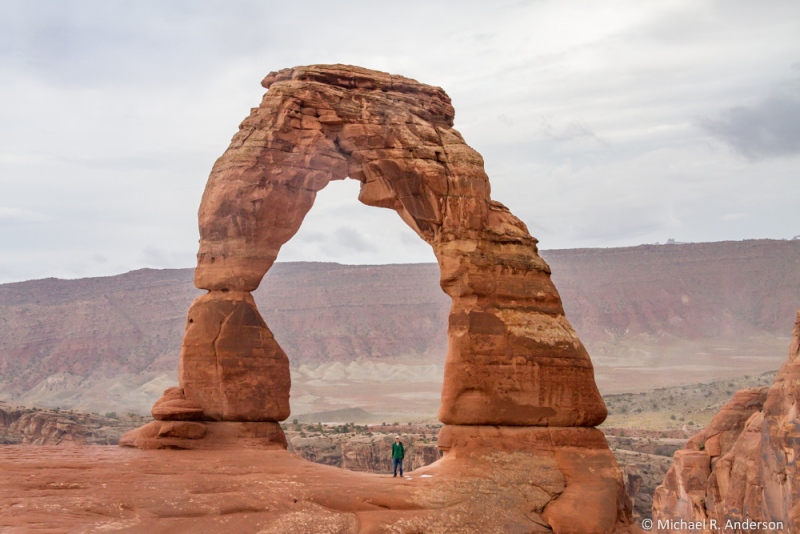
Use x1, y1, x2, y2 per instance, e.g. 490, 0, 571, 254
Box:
131, 64, 607, 441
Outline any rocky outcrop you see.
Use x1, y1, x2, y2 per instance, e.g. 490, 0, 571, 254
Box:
121, 419, 286, 450
6, 412, 86, 445
436, 425, 634, 533
1, 403, 149, 445
653, 310, 800, 532
685, 387, 769, 460
0, 405, 22, 429
125, 63, 604, 432
121, 64, 635, 532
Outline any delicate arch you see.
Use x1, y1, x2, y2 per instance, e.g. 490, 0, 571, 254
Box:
168, 65, 606, 428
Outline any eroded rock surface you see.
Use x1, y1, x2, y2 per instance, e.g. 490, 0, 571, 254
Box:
653, 310, 800, 532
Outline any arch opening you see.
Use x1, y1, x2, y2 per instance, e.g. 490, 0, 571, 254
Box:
249, 176, 445, 421
275, 177, 436, 266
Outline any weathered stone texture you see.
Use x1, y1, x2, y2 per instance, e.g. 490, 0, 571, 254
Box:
653, 310, 800, 532
178, 291, 290, 422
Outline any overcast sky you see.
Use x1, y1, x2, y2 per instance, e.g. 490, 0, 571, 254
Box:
1, 0, 799, 283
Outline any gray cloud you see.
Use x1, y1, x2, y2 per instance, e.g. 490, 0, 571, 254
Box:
334, 227, 376, 253
0, 0, 799, 283
399, 231, 424, 248
140, 245, 195, 269
699, 86, 800, 159
0, 206, 50, 224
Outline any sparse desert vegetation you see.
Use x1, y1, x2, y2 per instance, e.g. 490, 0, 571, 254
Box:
602, 370, 776, 429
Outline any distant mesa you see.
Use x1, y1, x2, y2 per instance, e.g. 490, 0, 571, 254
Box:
116, 63, 635, 530
292, 407, 375, 424
2, 238, 798, 415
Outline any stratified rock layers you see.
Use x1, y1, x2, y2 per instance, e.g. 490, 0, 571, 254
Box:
653, 310, 800, 532
187, 64, 605, 427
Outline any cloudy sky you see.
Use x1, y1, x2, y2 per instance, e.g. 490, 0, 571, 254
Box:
1, 0, 799, 283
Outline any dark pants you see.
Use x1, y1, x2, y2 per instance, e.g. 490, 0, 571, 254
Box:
393, 458, 403, 476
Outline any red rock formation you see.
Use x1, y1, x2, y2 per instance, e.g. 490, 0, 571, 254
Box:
121, 64, 635, 531
0, 405, 146, 446
437, 425, 634, 533
162, 64, 604, 429
4, 412, 85, 445
653, 310, 800, 532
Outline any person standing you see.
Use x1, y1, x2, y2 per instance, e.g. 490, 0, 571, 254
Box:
392, 435, 405, 477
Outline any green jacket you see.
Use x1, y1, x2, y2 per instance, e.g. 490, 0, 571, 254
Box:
392, 442, 405, 459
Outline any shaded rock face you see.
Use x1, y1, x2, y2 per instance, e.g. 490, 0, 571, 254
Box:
0, 406, 22, 429
653, 310, 800, 532
178, 291, 290, 422
173, 63, 604, 428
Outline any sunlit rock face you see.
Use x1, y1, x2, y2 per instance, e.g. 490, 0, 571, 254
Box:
653, 310, 800, 532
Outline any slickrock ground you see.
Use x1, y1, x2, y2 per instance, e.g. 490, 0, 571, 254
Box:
0, 444, 641, 533
652, 310, 800, 532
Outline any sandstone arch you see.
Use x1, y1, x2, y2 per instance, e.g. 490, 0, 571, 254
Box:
122, 64, 609, 439
175, 64, 607, 430
120, 65, 637, 532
